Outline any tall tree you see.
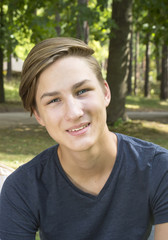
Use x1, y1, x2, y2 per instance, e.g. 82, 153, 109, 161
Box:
77, 0, 89, 43
0, 0, 55, 102
160, 43, 168, 100
0, 0, 28, 102
0, 0, 5, 102
6, 55, 12, 81
133, 0, 168, 100
127, 29, 133, 95
133, 32, 139, 95
144, 34, 150, 97
107, 0, 132, 124
0, 48, 4, 103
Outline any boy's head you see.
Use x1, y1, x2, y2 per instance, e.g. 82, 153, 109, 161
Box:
19, 37, 104, 115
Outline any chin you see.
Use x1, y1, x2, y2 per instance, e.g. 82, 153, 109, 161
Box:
68, 138, 97, 153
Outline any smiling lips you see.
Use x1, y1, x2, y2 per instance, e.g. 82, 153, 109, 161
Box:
67, 123, 90, 135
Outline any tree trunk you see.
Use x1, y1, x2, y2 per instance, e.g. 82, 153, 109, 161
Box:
160, 43, 168, 100
155, 46, 161, 81
127, 28, 133, 95
55, 11, 61, 36
0, 1, 5, 103
6, 54, 12, 81
144, 36, 150, 97
134, 32, 139, 95
83, 20, 89, 44
0, 47, 5, 103
76, 0, 89, 44
107, 0, 132, 124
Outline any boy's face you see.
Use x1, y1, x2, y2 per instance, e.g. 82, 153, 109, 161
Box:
34, 56, 111, 152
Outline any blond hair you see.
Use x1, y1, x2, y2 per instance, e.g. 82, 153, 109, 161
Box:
19, 37, 104, 115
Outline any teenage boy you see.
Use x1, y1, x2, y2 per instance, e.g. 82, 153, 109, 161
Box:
0, 37, 168, 240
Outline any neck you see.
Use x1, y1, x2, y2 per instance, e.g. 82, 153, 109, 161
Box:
58, 131, 117, 180
57, 131, 117, 195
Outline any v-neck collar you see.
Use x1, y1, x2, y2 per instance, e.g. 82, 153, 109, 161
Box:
54, 133, 121, 201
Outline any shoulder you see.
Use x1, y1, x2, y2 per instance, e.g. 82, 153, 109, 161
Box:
0, 145, 59, 223
116, 132, 168, 157
115, 133, 168, 171
3, 144, 58, 189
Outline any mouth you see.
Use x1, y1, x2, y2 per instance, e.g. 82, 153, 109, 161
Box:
67, 123, 90, 132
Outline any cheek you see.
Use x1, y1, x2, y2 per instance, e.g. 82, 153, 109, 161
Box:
84, 98, 106, 117
88, 93, 107, 108
43, 109, 66, 132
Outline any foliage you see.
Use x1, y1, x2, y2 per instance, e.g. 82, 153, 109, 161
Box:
0, 0, 114, 62
132, 0, 168, 102
25, 0, 113, 45
133, 0, 168, 45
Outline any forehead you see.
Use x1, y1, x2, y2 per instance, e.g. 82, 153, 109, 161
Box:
36, 56, 101, 94
47, 56, 92, 72
38, 56, 97, 83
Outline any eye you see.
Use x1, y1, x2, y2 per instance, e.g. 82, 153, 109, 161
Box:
77, 89, 88, 96
48, 98, 61, 104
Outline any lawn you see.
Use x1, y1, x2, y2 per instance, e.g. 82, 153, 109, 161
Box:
0, 124, 55, 169
126, 95, 168, 112
0, 119, 167, 170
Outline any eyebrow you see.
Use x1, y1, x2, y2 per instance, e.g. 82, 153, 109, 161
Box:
71, 79, 90, 91
40, 79, 91, 100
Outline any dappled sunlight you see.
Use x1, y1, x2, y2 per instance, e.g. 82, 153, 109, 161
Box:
0, 124, 55, 169
4, 81, 20, 102
126, 96, 168, 112
14, 125, 45, 132
5, 85, 16, 91
160, 100, 168, 107
125, 104, 140, 109
142, 121, 168, 133
0, 120, 167, 170
0, 153, 35, 169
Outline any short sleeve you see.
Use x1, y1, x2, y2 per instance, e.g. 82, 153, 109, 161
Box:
0, 170, 39, 240
150, 147, 168, 224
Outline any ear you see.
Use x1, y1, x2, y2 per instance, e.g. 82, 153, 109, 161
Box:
33, 109, 45, 126
103, 81, 111, 107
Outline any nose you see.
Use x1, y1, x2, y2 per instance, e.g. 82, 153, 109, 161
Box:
64, 97, 84, 121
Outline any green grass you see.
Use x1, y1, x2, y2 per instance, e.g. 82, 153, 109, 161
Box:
0, 125, 55, 169
4, 79, 21, 102
0, 120, 167, 170
126, 95, 168, 111
0, 79, 24, 112
36, 232, 40, 240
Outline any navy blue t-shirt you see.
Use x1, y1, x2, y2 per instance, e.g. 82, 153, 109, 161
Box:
0, 133, 168, 240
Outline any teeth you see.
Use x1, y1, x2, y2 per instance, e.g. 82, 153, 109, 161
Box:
69, 123, 89, 132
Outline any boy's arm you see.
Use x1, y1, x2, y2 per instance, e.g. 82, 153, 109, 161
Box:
0, 174, 38, 240
154, 223, 168, 240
